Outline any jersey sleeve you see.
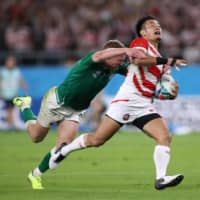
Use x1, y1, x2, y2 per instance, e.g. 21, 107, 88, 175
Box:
77, 51, 97, 68
129, 38, 148, 53
83, 51, 96, 63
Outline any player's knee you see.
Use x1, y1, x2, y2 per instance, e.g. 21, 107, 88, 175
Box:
31, 135, 44, 143
28, 127, 48, 143
165, 133, 172, 143
157, 133, 172, 145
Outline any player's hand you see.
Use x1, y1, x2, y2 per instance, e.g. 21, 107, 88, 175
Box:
127, 48, 146, 59
174, 59, 187, 66
167, 58, 187, 70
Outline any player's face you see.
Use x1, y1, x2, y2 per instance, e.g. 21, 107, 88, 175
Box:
105, 54, 126, 69
5, 56, 16, 69
142, 20, 162, 42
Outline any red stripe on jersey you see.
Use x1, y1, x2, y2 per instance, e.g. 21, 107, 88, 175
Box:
129, 38, 148, 49
148, 66, 162, 79
139, 66, 155, 91
133, 74, 153, 98
111, 99, 129, 103
125, 69, 128, 76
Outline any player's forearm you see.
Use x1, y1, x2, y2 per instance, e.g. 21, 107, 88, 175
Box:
134, 57, 157, 66
93, 48, 128, 62
134, 57, 187, 67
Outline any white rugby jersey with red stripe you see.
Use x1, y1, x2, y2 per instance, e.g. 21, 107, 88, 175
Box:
112, 37, 165, 103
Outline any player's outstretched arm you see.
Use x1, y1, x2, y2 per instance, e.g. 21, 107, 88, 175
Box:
134, 55, 187, 68
92, 48, 146, 63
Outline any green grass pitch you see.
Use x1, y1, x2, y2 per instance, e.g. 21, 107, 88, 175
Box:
1, 131, 200, 200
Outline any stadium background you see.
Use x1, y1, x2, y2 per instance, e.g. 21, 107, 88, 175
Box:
0, 0, 200, 132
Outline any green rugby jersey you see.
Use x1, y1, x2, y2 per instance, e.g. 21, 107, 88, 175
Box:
56, 51, 128, 110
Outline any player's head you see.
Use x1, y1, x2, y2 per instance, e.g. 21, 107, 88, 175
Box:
103, 40, 127, 68
103, 40, 125, 49
5, 54, 17, 69
136, 16, 162, 42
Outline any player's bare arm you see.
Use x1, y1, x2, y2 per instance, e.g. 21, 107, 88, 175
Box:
92, 48, 146, 63
133, 51, 187, 68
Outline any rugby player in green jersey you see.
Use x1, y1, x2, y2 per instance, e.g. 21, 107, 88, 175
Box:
13, 40, 145, 189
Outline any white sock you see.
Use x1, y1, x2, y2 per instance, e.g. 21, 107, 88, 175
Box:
32, 167, 42, 177
61, 134, 87, 156
153, 145, 170, 179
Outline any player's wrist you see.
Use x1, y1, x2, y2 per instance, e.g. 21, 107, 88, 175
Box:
156, 57, 177, 66
156, 57, 168, 65
167, 58, 177, 66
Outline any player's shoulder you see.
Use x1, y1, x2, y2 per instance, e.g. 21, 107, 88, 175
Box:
71, 51, 96, 71
129, 37, 149, 49
82, 51, 95, 60
76, 51, 95, 64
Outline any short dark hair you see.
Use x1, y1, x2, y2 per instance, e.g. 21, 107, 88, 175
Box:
103, 40, 125, 49
136, 16, 156, 37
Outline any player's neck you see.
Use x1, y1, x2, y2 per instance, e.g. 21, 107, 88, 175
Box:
148, 40, 159, 49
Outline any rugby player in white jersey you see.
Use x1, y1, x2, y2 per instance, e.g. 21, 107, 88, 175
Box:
50, 16, 187, 190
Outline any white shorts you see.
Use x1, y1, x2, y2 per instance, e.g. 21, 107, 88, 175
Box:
37, 87, 84, 128
106, 94, 158, 124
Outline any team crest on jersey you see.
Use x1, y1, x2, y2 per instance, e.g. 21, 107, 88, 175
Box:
123, 113, 130, 121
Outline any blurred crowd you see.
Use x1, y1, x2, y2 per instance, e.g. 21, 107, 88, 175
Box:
0, 0, 199, 64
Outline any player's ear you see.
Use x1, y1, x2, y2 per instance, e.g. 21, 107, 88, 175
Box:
140, 29, 146, 37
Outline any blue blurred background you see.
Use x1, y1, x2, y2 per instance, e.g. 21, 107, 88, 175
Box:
16, 65, 200, 133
